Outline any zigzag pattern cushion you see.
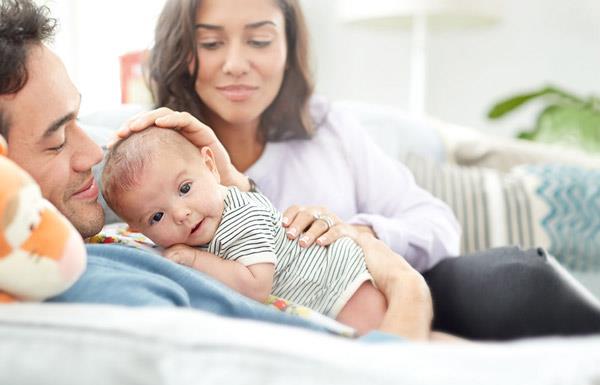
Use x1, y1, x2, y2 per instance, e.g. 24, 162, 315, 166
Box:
513, 164, 600, 271
401, 154, 600, 271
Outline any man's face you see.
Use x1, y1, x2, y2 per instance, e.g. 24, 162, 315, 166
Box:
1, 45, 104, 238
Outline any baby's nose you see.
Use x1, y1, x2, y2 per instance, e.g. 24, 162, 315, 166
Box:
174, 207, 191, 223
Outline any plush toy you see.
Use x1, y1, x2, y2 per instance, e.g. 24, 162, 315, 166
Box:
0, 136, 86, 302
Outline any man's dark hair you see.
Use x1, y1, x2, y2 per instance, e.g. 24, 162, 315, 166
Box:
0, 0, 56, 140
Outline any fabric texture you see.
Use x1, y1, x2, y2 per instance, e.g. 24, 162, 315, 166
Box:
204, 187, 371, 317
5, 304, 600, 385
84, 232, 358, 336
454, 137, 600, 172
514, 164, 600, 271
424, 246, 600, 339
402, 154, 600, 272
246, 97, 461, 272
49, 244, 362, 335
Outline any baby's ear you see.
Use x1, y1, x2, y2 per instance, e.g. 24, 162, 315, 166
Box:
200, 147, 220, 181
0, 136, 7, 156
200, 146, 214, 161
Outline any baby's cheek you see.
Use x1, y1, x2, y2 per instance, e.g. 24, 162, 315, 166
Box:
140, 228, 163, 247
152, 227, 183, 249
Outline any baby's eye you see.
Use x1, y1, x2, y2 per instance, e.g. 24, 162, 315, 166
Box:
179, 183, 191, 195
150, 212, 164, 225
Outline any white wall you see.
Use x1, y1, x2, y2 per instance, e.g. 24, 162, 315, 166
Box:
430, 0, 600, 136
39, 0, 166, 114
303, 0, 600, 136
41, 0, 600, 136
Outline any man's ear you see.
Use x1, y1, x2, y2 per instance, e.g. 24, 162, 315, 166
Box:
200, 147, 220, 183
0, 135, 7, 156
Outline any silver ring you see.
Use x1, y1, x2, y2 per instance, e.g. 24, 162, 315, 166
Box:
315, 214, 335, 231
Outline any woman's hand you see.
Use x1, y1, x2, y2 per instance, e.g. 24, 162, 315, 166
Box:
117, 108, 249, 189
282, 205, 376, 248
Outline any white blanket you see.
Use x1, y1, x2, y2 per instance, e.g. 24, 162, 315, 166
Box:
1, 304, 599, 385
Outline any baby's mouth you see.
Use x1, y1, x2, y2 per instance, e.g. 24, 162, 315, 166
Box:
191, 219, 203, 235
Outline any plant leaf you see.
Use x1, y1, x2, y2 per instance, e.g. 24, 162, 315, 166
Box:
534, 105, 600, 153
487, 86, 584, 119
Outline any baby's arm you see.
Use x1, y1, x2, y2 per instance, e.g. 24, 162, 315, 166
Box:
164, 244, 275, 303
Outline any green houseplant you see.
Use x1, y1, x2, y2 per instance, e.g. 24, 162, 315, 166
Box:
487, 85, 600, 153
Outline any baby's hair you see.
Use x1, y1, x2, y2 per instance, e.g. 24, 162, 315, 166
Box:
101, 127, 193, 218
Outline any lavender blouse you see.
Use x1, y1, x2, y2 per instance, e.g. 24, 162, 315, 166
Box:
246, 98, 461, 272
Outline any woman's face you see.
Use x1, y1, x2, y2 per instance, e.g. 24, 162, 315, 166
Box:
193, 0, 288, 129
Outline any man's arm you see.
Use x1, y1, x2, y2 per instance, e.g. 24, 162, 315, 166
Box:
355, 233, 433, 340
164, 244, 274, 303
377, 272, 433, 340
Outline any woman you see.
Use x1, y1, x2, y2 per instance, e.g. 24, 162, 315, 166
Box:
124, 0, 600, 339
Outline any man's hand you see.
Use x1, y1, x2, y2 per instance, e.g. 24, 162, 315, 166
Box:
118, 108, 247, 189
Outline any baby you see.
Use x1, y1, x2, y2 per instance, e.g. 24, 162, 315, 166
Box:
101, 127, 388, 334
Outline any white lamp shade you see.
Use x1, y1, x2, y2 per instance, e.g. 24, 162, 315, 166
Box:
338, 0, 502, 28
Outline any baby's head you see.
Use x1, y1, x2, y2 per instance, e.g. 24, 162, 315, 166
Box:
102, 128, 226, 248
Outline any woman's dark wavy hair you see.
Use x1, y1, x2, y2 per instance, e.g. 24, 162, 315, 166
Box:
148, 0, 314, 141
0, 0, 56, 139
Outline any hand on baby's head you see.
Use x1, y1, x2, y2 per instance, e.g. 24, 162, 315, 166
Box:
102, 126, 188, 219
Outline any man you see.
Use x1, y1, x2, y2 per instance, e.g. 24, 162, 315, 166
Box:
1, 10, 104, 240
1, 0, 599, 340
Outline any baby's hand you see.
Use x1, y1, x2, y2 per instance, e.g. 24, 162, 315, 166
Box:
163, 244, 200, 268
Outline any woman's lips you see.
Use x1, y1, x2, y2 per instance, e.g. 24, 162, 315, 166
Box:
72, 178, 99, 200
217, 85, 258, 102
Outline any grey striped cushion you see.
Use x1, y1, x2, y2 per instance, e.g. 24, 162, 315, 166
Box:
401, 154, 600, 271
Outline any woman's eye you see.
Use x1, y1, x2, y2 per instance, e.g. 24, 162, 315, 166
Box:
199, 41, 222, 50
180, 183, 191, 195
248, 40, 271, 48
151, 212, 164, 225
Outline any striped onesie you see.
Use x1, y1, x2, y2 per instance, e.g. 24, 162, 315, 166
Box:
200, 187, 373, 317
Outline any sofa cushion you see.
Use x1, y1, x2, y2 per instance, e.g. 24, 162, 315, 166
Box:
333, 101, 446, 162
402, 154, 600, 272
454, 138, 600, 172
511, 164, 600, 271
430, 118, 600, 172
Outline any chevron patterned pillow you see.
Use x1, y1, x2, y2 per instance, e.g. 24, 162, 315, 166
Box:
510, 164, 600, 271
401, 154, 600, 272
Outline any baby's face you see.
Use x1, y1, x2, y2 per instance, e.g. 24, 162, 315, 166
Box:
117, 148, 226, 248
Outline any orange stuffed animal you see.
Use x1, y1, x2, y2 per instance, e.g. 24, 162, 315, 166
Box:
0, 135, 86, 302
